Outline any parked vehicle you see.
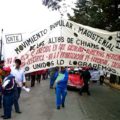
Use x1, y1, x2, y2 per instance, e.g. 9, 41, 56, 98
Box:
68, 69, 84, 89
89, 69, 100, 81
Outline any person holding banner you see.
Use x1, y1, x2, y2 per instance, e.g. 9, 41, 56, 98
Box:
11, 59, 26, 114
1, 66, 15, 119
55, 67, 68, 110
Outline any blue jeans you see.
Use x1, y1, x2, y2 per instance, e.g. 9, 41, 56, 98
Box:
50, 77, 56, 87
14, 87, 21, 112
3, 93, 14, 118
56, 87, 67, 107
0, 86, 2, 107
0, 94, 2, 107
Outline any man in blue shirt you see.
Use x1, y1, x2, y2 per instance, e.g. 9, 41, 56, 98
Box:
55, 67, 68, 110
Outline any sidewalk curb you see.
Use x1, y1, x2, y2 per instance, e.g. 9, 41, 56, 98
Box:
104, 80, 120, 90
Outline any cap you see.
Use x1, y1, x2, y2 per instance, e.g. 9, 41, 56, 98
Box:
3, 66, 11, 72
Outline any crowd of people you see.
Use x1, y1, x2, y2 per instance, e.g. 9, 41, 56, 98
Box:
0, 56, 107, 119
0, 57, 69, 119
26, 69, 49, 87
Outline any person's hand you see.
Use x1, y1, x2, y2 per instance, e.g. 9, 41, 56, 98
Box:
23, 82, 26, 86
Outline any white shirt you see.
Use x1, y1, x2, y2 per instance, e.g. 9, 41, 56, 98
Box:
99, 70, 104, 76
11, 67, 26, 87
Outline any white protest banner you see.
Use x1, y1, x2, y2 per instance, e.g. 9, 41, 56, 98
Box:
3, 19, 120, 75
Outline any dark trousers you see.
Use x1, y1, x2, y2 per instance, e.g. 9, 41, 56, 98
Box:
31, 75, 36, 87
100, 76, 104, 85
45, 72, 48, 79
14, 87, 21, 112
0, 86, 2, 107
3, 93, 14, 118
80, 83, 90, 95
37, 74, 41, 83
42, 73, 46, 80
0, 95, 2, 108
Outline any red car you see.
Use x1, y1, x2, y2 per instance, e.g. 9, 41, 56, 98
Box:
68, 70, 84, 89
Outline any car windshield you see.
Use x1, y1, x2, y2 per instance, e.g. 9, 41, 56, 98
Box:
69, 70, 79, 74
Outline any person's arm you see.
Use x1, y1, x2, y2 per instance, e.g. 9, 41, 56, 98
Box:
54, 72, 59, 80
22, 71, 26, 86
2, 79, 10, 89
57, 72, 68, 84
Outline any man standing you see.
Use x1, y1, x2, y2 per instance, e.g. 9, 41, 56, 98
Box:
79, 67, 91, 96
11, 59, 26, 113
55, 67, 68, 110
30, 71, 36, 87
36, 70, 42, 84
1, 66, 15, 119
99, 69, 105, 85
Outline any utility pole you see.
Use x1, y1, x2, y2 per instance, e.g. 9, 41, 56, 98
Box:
0, 29, 3, 61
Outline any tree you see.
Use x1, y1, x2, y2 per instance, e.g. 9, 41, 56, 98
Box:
42, 0, 62, 10
68, 0, 120, 31
42, 0, 120, 31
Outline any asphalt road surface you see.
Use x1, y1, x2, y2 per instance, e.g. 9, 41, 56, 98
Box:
0, 80, 120, 120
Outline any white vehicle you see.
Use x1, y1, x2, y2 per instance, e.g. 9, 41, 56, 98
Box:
89, 70, 100, 81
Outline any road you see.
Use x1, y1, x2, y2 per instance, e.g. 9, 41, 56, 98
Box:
0, 80, 120, 120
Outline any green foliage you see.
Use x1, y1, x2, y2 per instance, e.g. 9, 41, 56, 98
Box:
42, 0, 62, 10
68, 0, 120, 31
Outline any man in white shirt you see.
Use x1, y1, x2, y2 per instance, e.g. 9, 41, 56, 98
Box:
11, 59, 26, 114
99, 69, 105, 85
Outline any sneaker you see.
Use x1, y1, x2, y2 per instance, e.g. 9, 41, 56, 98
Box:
57, 106, 60, 110
50, 86, 53, 89
16, 111, 22, 114
3, 117, 11, 119
62, 103, 65, 108
87, 93, 91, 96
79, 93, 82, 96
1, 115, 5, 118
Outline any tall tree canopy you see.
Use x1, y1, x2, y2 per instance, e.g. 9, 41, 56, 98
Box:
68, 0, 120, 31
42, 0, 62, 10
42, 0, 120, 31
